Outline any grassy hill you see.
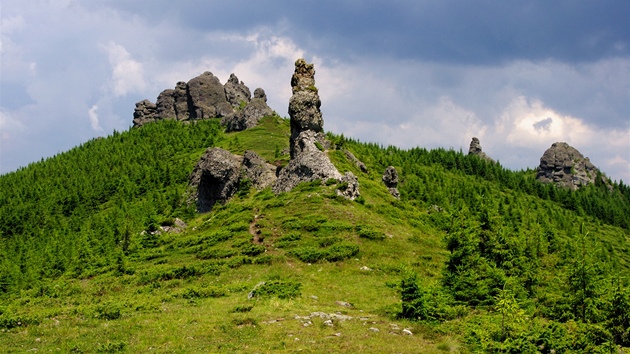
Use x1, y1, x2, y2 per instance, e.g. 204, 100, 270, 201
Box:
1, 116, 629, 353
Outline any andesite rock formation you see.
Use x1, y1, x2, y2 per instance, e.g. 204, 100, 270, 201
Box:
188, 59, 360, 212
468, 137, 494, 163
272, 59, 359, 200
133, 72, 272, 130
536, 142, 601, 190
382, 166, 400, 199
188, 148, 276, 212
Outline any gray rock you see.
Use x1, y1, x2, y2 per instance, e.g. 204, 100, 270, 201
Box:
289, 91, 323, 158
241, 150, 277, 190
189, 148, 281, 212
223, 98, 273, 132
187, 72, 229, 119
288, 59, 324, 158
336, 172, 360, 201
224, 73, 251, 108
273, 131, 343, 194
253, 88, 267, 102
133, 71, 271, 129
173, 81, 190, 120
188, 147, 243, 212
382, 166, 400, 199
273, 59, 360, 200
155, 88, 177, 120
468, 137, 494, 162
132, 99, 157, 127
536, 142, 600, 190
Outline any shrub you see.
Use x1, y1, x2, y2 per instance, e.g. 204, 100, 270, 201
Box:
356, 225, 386, 240
289, 247, 326, 263
239, 243, 266, 257
94, 302, 122, 320
326, 243, 359, 261
230, 305, 254, 313
249, 279, 301, 299
96, 341, 126, 353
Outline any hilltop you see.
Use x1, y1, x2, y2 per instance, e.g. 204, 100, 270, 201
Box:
0, 60, 629, 353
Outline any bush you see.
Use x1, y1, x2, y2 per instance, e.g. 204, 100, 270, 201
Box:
239, 243, 266, 257
249, 279, 301, 299
356, 225, 386, 240
94, 302, 122, 320
326, 243, 359, 261
96, 341, 126, 353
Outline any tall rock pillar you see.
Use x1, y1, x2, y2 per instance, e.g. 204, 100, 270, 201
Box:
288, 58, 324, 158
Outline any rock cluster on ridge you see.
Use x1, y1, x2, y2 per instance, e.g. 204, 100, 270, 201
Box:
536, 142, 600, 190
468, 137, 494, 163
272, 59, 359, 200
132, 72, 272, 130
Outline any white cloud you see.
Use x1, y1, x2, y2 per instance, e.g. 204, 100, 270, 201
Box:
88, 105, 103, 132
102, 41, 146, 97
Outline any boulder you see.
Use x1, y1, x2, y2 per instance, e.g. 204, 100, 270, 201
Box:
188, 148, 279, 212
222, 98, 273, 132
536, 142, 599, 190
253, 88, 267, 102
273, 130, 343, 194
187, 72, 229, 119
188, 147, 243, 212
241, 150, 277, 190
173, 81, 190, 120
468, 137, 494, 162
224, 73, 251, 108
155, 89, 177, 120
132, 99, 157, 127
382, 166, 400, 199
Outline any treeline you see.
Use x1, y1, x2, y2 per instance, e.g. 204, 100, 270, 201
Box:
336, 135, 629, 230
0, 120, 222, 292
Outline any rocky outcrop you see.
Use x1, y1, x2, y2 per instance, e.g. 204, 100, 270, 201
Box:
344, 150, 368, 173
273, 130, 343, 193
222, 96, 273, 132
241, 150, 277, 190
536, 142, 600, 190
188, 148, 277, 212
468, 137, 494, 163
189, 147, 243, 212
133, 100, 157, 127
272, 59, 359, 200
288, 59, 324, 159
224, 73, 251, 108
382, 166, 400, 199
133, 72, 272, 129
187, 72, 230, 119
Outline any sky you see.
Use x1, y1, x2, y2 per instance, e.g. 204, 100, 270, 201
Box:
1, 0, 629, 182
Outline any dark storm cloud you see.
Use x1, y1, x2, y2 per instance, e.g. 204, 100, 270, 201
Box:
94, 0, 629, 64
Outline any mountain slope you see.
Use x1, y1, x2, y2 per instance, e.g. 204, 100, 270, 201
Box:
0, 116, 629, 352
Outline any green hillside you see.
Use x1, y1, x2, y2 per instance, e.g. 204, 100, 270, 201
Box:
1, 116, 629, 353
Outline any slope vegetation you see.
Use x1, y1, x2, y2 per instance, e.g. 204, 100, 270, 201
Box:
0, 117, 628, 352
